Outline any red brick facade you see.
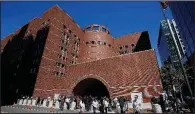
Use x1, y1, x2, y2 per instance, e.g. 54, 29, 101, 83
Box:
1, 5, 162, 103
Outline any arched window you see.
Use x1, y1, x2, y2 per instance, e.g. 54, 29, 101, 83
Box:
91, 41, 95, 44
97, 41, 102, 45
131, 44, 135, 47
86, 42, 89, 45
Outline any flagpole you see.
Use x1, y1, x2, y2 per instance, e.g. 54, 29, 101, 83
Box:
160, 2, 193, 99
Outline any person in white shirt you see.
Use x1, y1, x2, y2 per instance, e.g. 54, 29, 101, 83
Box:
116, 100, 121, 113
132, 95, 142, 113
80, 100, 85, 113
65, 97, 70, 110
113, 97, 118, 109
92, 99, 99, 113
104, 99, 109, 113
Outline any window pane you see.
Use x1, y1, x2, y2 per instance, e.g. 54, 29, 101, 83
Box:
190, 42, 194, 53
93, 26, 99, 31
87, 27, 91, 31
102, 28, 106, 32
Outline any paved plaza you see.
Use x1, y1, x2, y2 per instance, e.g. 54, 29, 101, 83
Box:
1, 104, 153, 113
1, 105, 81, 113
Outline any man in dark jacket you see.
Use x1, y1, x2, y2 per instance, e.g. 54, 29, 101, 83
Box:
37, 97, 40, 106
119, 97, 125, 113
60, 96, 65, 110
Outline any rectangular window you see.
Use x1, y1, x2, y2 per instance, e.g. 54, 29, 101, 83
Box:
60, 46, 63, 50
87, 27, 91, 31
65, 42, 69, 46
18, 56, 22, 61
55, 72, 59, 76
73, 47, 76, 51
69, 30, 72, 34
102, 28, 106, 32
30, 69, 33, 73
63, 25, 67, 29
33, 68, 36, 73
60, 73, 64, 76
38, 50, 41, 54
60, 46, 67, 52
63, 32, 67, 36
61, 39, 65, 43
35, 51, 37, 56
93, 26, 99, 31
71, 53, 75, 57
56, 62, 60, 66
37, 44, 40, 49
66, 36, 70, 40
36, 59, 39, 63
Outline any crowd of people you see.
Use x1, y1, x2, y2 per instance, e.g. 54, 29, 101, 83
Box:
17, 95, 143, 113
16, 91, 195, 113
151, 91, 195, 113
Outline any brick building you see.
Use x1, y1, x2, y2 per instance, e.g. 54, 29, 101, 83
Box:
1, 5, 162, 105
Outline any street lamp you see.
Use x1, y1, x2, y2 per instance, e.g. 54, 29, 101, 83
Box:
159, 1, 193, 99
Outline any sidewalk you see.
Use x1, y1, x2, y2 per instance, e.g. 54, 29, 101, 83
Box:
4, 105, 80, 113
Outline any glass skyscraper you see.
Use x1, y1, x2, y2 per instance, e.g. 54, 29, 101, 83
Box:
158, 21, 171, 67
169, 2, 194, 67
167, 1, 194, 95
158, 20, 184, 72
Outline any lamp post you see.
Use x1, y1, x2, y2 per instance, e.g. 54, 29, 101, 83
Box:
159, 1, 193, 99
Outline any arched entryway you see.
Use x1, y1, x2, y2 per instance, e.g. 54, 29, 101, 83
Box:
73, 78, 110, 99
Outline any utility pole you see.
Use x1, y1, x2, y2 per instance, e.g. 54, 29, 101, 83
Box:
160, 1, 193, 98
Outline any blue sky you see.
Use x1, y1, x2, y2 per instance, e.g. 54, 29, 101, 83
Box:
1, 1, 173, 67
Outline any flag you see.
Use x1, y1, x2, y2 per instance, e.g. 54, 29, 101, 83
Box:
160, 1, 169, 10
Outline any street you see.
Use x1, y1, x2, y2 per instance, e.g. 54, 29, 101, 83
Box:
1, 105, 81, 113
